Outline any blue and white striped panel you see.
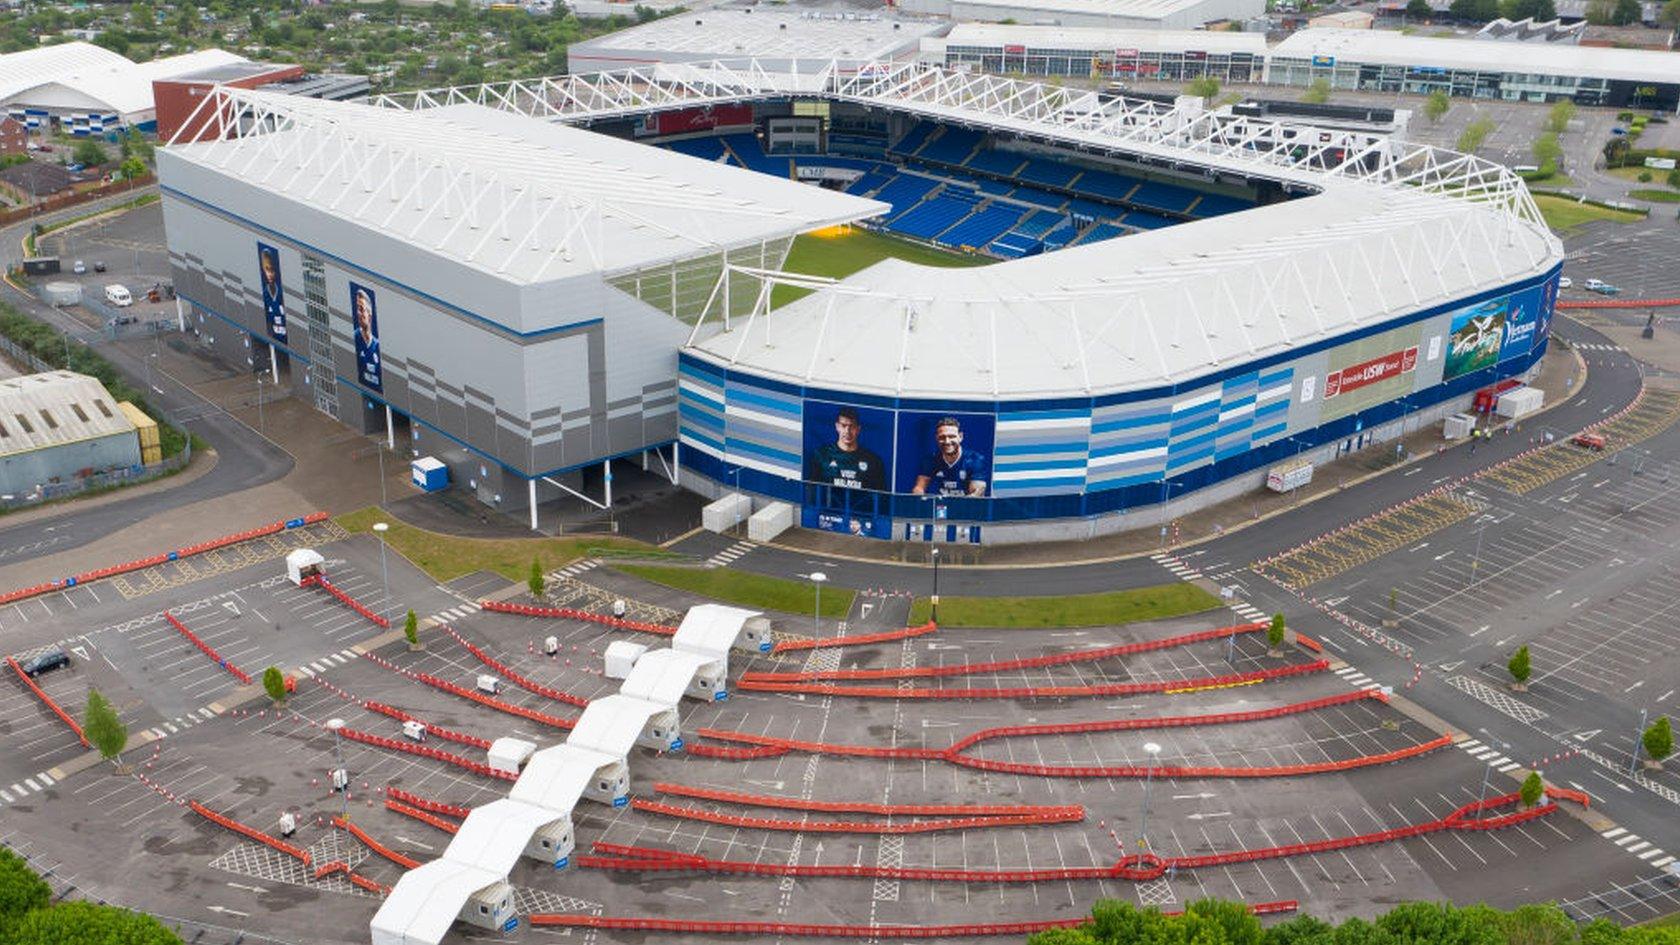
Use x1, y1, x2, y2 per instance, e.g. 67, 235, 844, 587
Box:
676, 361, 727, 457
1165, 387, 1220, 473
1087, 400, 1170, 491
992, 408, 1090, 496
1251, 367, 1293, 444
1213, 371, 1258, 462
722, 380, 801, 478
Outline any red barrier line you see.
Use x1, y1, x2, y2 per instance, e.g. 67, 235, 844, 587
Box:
188, 800, 312, 865
737, 659, 1330, 700
697, 690, 1383, 762
652, 783, 1083, 818
385, 799, 461, 834
385, 786, 473, 819
478, 599, 678, 636
685, 741, 790, 760
632, 799, 1080, 834
332, 815, 420, 869
304, 576, 391, 628
359, 652, 577, 730
771, 621, 939, 654
6, 656, 88, 746
745, 621, 1264, 683
442, 626, 589, 707
943, 733, 1454, 780
528, 901, 1300, 936
361, 701, 492, 750
339, 727, 516, 781
348, 873, 390, 895
163, 612, 253, 685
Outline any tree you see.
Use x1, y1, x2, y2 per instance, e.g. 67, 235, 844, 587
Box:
1375, 901, 1505, 945
528, 556, 545, 600
1406, 0, 1434, 16
1185, 76, 1221, 100
118, 157, 146, 181
1449, 0, 1500, 19
0, 846, 49, 926
1500, 903, 1578, 945
403, 608, 419, 647
1507, 644, 1531, 690
71, 139, 108, 167
1267, 612, 1286, 655
1424, 90, 1452, 123
1668, 167, 1680, 189
0, 899, 182, 945
1544, 100, 1576, 135
1586, 0, 1616, 21
1302, 77, 1332, 104
1662, 0, 1680, 28
262, 666, 286, 705
1611, 0, 1642, 22
1643, 715, 1673, 768
82, 689, 127, 769
1519, 770, 1544, 807
1457, 117, 1496, 154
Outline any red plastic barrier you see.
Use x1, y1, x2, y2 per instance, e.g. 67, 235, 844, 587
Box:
652, 783, 1082, 818
745, 621, 1264, 683
529, 901, 1299, 936
338, 726, 515, 781
333, 815, 420, 869
737, 659, 1330, 700
442, 626, 588, 707
1294, 634, 1324, 653
313, 859, 349, 880
361, 701, 491, 750
685, 741, 791, 760
633, 799, 1081, 834
1558, 297, 1680, 310
359, 652, 576, 730
385, 787, 473, 819
303, 575, 390, 628
163, 612, 252, 685
772, 621, 939, 653
944, 733, 1453, 781
189, 800, 312, 865
6, 656, 88, 746
478, 599, 678, 636
348, 872, 390, 895
386, 798, 461, 834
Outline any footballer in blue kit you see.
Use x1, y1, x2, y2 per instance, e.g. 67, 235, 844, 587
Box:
912, 416, 988, 497
805, 406, 887, 492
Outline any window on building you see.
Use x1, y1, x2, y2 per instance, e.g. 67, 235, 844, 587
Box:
14, 414, 32, 434
70, 403, 89, 423
93, 399, 113, 418
39, 409, 57, 430
0, 418, 8, 437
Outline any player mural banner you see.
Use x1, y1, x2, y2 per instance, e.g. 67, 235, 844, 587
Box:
257, 243, 287, 342
802, 400, 894, 538
350, 281, 382, 392
1443, 297, 1508, 381
893, 411, 995, 498
1325, 346, 1417, 398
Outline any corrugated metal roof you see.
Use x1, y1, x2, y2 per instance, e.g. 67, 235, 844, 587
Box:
1272, 28, 1680, 83
0, 371, 134, 457
930, 23, 1268, 53
0, 42, 246, 119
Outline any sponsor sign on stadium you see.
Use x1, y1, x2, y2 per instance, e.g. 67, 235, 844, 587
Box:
1324, 346, 1417, 398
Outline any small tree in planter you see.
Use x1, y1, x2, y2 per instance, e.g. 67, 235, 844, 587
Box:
262, 666, 287, 706
1508, 645, 1531, 692
1643, 715, 1673, 771
84, 689, 128, 774
404, 609, 422, 651
1519, 771, 1545, 808
1267, 613, 1286, 657
528, 557, 545, 601
1384, 587, 1400, 629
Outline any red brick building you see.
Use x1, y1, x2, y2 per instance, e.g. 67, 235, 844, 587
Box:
152, 62, 307, 143
0, 117, 26, 156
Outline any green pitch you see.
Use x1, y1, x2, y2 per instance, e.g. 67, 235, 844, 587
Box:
773, 227, 990, 307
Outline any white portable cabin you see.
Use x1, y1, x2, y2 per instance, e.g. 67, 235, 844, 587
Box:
604, 640, 647, 680
285, 548, 325, 587
622, 646, 727, 703
569, 693, 682, 756
486, 737, 537, 776
510, 742, 629, 809
370, 860, 515, 945
444, 797, 573, 871
675, 603, 773, 656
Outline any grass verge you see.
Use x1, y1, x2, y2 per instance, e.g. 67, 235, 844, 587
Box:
772, 227, 988, 307
1628, 188, 1680, 203
907, 582, 1223, 628
1533, 194, 1645, 233
616, 564, 854, 618
336, 506, 648, 583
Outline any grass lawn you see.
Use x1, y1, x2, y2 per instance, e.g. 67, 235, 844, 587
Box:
906, 582, 1223, 628
1641, 911, 1680, 928
1533, 194, 1645, 233
772, 228, 988, 307
616, 564, 854, 618
1629, 188, 1680, 203
336, 506, 650, 583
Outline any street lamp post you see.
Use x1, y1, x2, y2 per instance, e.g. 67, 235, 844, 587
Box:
372, 522, 391, 619
326, 717, 349, 822
1139, 741, 1162, 851
1630, 708, 1648, 775
930, 547, 941, 624
809, 571, 827, 639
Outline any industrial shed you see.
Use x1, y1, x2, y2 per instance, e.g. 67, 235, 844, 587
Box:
0, 371, 142, 498
0, 42, 246, 132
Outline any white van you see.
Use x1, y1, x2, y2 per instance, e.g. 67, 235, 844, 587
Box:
104, 284, 132, 307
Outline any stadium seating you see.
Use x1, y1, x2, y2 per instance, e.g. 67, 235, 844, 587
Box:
1123, 210, 1178, 231
918, 126, 985, 166
1041, 222, 1081, 250
872, 175, 943, 217
1074, 222, 1126, 245
889, 122, 939, 157
988, 232, 1041, 259
666, 137, 729, 162
966, 148, 1026, 177
846, 170, 893, 198
1010, 187, 1068, 211
1018, 158, 1079, 189
1127, 179, 1200, 214
722, 133, 793, 178
1011, 210, 1059, 237
942, 204, 1025, 249
892, 193, 977, 240
828, 132, 888, 157
1074, 168, 1141, 202
1189, 193, 1253, 218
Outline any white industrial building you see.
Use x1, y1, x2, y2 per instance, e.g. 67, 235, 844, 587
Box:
0, 371, 144, 498
567, 8, 943, 73
0, 41, 246, 133
925, 23, 1268, 81
897, 0, 1263, 30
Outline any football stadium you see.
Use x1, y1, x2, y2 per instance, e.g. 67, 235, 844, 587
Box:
161, 61, 1561, 543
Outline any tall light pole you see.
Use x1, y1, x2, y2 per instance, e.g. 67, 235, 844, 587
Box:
1139, 741, 1162, 851
372, 521, 390, 619
930, 547, 941, 624
1630, 707, 1648, 775
809, 571, 827, 639
326, 717, 349, 822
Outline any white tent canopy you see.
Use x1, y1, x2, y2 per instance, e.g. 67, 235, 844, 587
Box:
621, 647, 724, 704
508, 743, 621, 810
443, 799, 565, 876
673, 603, 768, 657
567, 693, 677, 756
369, 860, 503, 945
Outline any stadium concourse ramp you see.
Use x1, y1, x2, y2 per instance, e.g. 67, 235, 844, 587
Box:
368, 604, 767, 945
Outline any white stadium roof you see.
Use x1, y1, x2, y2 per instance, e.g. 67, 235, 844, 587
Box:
569, 9, 941, 71
0, 42, 245, 120
926, 22, 1268, 54
1272, 28, 1680, 85
164, 89, 886, 285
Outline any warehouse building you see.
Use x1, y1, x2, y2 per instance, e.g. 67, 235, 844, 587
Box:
1267, 28, 1680, 110
0, 42, 247, 134
896, 0, 1263, 31
923, 23, 1268, 81
0, 371, 143, 499
566, 9, 942, 74
153, 60, 370, 143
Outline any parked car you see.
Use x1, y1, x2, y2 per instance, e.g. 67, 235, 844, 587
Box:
1572, 432, 1607, 451
72, 259, 86, 274
1584, 279, 1621, 296
92, 260, 106, 273
104, 284, 132, 307
20, 647, 69, 677
1558, 276, 1572, 288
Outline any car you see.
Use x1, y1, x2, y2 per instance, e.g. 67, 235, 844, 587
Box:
1558, 276, 1572, 288
92, 260, 106, 273
1572, 432, 1607, 451
1584, 279, 1621, 296
72, 259, 86, 275
20, 647, 69, 677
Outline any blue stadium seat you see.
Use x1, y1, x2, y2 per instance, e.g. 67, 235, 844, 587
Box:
666, 137, 729, 161
1041, 222, 1080, 250
889, 122, 939, 156
1128, 179, 1199, 213
845, 170, 893, 198
1018, 158, 1078, 188
918, 126, 984, 166
1074, 168, 1141, 202
988, 232, 1040, 258
966, 149, 1026, 176
1075, 222, 1126, 245
942, 204, 1026, 249
721, 133, 792, 178
1011, 210, 1059, 237
1011, 187, 1068, 210
975, 178, 1015, 196
1065, 197, 1112, 220
889, 195, 975, 240
799, 156, 881, 172
872, 175, 943, 217
828, 132, 888, 157
1123, 210, 1177, 231
1189, 193, 1253, 217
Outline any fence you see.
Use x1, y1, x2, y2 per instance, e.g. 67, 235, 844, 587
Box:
2, 176, 154, 228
